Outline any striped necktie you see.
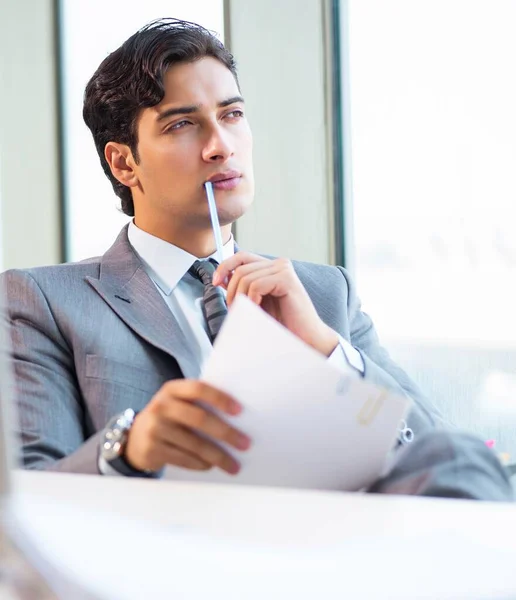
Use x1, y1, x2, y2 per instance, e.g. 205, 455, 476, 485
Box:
188, 258, 228, 343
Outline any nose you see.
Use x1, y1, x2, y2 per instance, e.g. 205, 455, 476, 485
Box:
201, 122, 233, 163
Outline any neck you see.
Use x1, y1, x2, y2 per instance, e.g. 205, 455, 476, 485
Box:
133, 216, 232, 258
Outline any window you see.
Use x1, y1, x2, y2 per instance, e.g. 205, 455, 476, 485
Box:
345, 0, 516, 455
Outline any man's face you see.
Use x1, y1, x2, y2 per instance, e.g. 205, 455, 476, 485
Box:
132, 57, 254, 227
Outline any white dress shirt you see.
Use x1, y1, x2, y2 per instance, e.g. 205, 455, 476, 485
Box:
127, 221, 236, 377
100, 221, 364, 475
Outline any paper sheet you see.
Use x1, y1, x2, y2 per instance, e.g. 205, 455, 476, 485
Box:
165, 295, 409, 491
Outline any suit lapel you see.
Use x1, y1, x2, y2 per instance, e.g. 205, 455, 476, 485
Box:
85, 225, 199, 378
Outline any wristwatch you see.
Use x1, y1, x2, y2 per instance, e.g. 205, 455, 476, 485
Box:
100, 408, 158, 478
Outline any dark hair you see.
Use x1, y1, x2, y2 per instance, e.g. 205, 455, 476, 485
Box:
83, 18, 239, 216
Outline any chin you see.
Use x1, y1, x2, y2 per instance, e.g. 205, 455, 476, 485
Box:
217, 194, 254, 226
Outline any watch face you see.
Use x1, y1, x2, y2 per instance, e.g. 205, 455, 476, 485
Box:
101, 409, 135, 462
102, 436, 124, 462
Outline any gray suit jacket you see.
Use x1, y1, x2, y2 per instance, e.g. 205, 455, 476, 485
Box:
0, 226, 442, 474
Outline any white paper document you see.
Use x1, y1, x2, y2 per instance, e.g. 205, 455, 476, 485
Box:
165, 295, 409, 491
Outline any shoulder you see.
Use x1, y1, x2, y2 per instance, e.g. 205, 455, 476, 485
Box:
290, 258, 351, 290
0, 257, 102, 298
256, 252, 353, 292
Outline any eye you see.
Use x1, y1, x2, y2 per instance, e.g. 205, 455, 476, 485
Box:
225, 109, 244, 119
166, 120, 191, 132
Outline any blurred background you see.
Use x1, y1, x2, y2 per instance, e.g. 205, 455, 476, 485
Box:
1, 0, 516, 458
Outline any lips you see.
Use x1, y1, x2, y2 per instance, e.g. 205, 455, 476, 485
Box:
206, 170, 242, 191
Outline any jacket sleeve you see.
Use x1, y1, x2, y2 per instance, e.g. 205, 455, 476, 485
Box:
338, 266, 445, 437
1, 269, 102, 474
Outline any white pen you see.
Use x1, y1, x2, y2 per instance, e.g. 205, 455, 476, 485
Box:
204, 181, 225, 265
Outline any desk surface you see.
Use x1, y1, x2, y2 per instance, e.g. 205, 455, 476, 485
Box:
11, 471, 516, 599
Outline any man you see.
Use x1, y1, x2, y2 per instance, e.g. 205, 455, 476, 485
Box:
1, 19, 512, 499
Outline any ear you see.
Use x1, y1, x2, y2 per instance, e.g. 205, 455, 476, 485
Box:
104, 142, 139, 188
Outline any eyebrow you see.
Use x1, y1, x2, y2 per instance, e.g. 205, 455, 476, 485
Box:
156, 96, 245, 122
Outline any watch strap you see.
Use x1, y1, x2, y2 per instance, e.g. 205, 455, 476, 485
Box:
107, 453, 160, 478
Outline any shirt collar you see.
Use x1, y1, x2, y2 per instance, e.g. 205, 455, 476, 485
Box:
128, 220, 235, 296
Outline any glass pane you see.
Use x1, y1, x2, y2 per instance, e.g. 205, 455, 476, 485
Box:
59, 1, 224, 262
346, 0, 516, 458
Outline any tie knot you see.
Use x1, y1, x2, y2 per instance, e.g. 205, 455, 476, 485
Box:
188, 258, 219, 287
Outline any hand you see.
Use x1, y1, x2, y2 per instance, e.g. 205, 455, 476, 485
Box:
213, 252, 339, 356
124, 380, 251, 474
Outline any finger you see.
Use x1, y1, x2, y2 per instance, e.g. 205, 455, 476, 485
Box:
159, 380, 242, 416
242, 273, 289, 305
159, 442, 212, 471
157, 424, 240, 474
213, 251, 266, 286
226, 263, 279, 306
219, 259, 272, 292
164, 400, 251, 451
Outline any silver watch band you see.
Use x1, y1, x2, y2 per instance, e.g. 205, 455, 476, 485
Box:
100, 409, 159, 478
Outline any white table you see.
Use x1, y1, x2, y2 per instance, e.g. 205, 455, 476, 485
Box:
11, 471, 516, 599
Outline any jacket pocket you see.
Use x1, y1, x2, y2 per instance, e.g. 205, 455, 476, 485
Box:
85, 354, 162, 395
